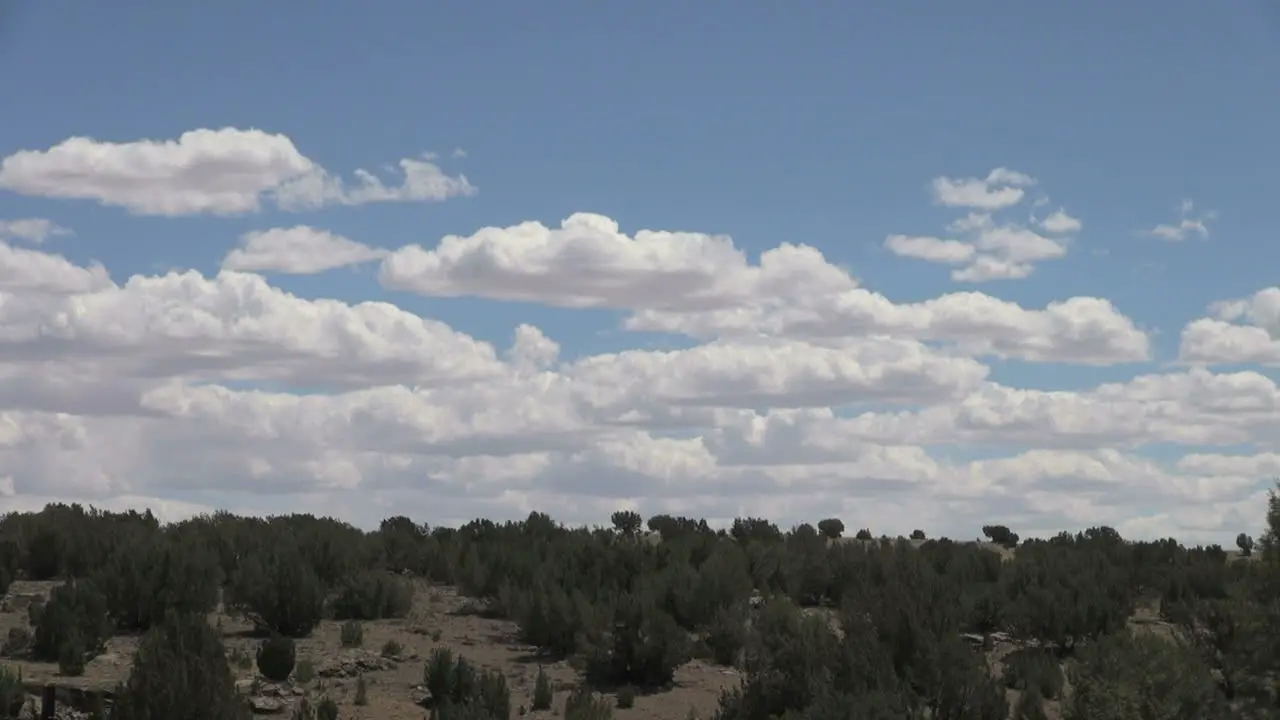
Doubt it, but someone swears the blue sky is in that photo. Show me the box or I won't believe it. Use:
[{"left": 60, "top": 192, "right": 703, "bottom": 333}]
[{"left": 0, "top": 1, "right": 1278, "bottom": 541}]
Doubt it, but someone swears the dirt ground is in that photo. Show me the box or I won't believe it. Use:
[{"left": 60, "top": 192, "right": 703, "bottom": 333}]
[{"left": 0, "top": 579, "right": 739, "bottom": 719}]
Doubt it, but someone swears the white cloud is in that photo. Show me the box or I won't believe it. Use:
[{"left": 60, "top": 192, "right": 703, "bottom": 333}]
[
  {"left": 0, "top": 218, "right": 72, "bottom": 244},
  {"left": 1038, "top": 208, "right": 1082, "bottom": 234},
  {"left": 884, "top": 235, "right": 976, "bottom": 265},
  {"left": 931, "top": 167, "right": 1036, "bottom": 211},
  {"left": 1146, "top": 198, "right": 1215, "bottom": 241},
  {"left": 1, "top": 184, "right": 1276, "bottom": 544},
  {"left": 222, "top": 226, "right": 388, "bottom": 275},
  {"left": 891, "top": 173, "right": 1074, "bottom": 282},
  {"left": 1179, "top": 287, "right": 1280, "bottom": 365},
  {"left": 381, "top": 212, "right": 856, "bottom": 310},
  {"left": 0, "top": 128, "right": 475, "bottom": 216}
]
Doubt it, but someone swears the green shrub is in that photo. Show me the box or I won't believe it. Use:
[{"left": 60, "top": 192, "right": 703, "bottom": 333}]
[
  {"left": 564, "top": 686, "right": 613, "bottom": 720},
  {"left": 381, "top": 638, "right": 403, "bottom": 657},
  {"left": 1001, "top": 647, "right": 1063, "bottom": 699},
  {"left": 0, "top": 664, "right": 24, "bottom": 718},
  {"left": 26, "top": 599, "right": 43, "bottom": 628},
  {"left": 32, "top": 578, "right": 111, "bottom": 664},
  {"left": 532, "top": 666, "right": 553, "bottom": 711},
  {"left": 2, "top": 627, "right": 30, "bottom": 657},
  {"left": 422, "top": 648, "right": 509, "bottom": 719},
  {"left": 330, "top": 572, "right": 413, "bottom": 620},
  {"left": 317, "top": 697, "right": 339, "bottom": 720},
  {"left": 57, "top": 629, "right": 86, "bottom": 676},
  {"left": 354, "top": 675, "right": 368, "bottom": 706},
  {"left": 295, "top": 657, "right": 316, "bottom": 683},
  {"left": 705, "top": 606, "right": 746, "bottom": 666},
  {"left": 616, "top": 685, "right": 636, "bottom": 709},
  {"left": 226, "top": 535, "right": 324, "bottom": 638},
  {"left": 110, "top": 611, "right": 251, "bottom": 720},
  {"left": 256, "top": 635, "right": 297, "bottom": 682},
  {"left": 94, "top": 528, "right": 221, "bottom": 632},
  {"left": 339, "top": 619, "right": 363, "bottom": 648}
]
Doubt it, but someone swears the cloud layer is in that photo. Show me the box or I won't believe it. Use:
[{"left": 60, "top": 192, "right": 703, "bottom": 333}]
[
  {"left": 0, "top": 128, "right": 475, "bottom": 216},
  {"left": 0, "top": 138, "right": 1270, "bottom": 541}
]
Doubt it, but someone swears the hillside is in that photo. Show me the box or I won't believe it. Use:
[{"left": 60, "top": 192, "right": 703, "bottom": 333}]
[{"left": 1, "top": 501, "right": 1279, "bottom": 719}]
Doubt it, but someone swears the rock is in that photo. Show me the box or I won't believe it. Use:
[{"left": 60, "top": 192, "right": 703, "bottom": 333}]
[
  {"left": 250, "top": 696, "right": 286, "bottom": 714},
  {"left": 317, "top": 650, "right": 397, "bottom": 678}
]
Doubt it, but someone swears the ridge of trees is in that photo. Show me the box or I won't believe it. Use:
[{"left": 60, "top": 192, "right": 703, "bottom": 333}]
[{"left": 1, "top": 488, "right": 1280, "bottom": 718}]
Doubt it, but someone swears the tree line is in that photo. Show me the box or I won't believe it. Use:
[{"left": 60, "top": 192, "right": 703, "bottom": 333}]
[{"left": 2, "top": 488, "right": 1280, "bottom": 718}]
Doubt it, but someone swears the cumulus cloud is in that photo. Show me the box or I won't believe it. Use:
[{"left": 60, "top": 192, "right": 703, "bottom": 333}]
[
  {"left": 931, "top": 167, "right": 1036, "bottom": 211},
  {"left": 222, "top": 226, "right": 388, "bottom": 275},
  {"left": 888, "top": 171, "right": 1073, "bottom": 282},
  {"left": 1179, "top": 287, "right": 1280, "bottom": 365},
  {"left": 1038, "top": 208, "right": 1082, "bottom": 234},
  {"left": 380, "top": 212, "right": 856, "bottom": 310},
  {"left": 0, "top": 173, "right": 1275, "bottom": 543},
  {"left": 1146, "top": 198, "right": 1215, "bottom": 241},
  {"left": 0, "top": 218, "right": 72, "bottom": 244},
  {"left": 0, "top": 128, "right": 475, "bottom": 216}
]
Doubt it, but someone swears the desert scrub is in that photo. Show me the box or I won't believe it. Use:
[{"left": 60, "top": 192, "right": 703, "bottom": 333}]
[
  {"left": 256, "top": 634, "right": 296, "bottom": 682},
  {"left": 532, "top": 666, "right": 553, "bottom": 711},
  {"left": 339, "top": 619, "right": 363, "bottom": 648},
  {"left": 294, "top": 657, "right": 316, "bottom": 683},
  {"left": 616, "top": 685, "right": 636, "bottom": 709}
]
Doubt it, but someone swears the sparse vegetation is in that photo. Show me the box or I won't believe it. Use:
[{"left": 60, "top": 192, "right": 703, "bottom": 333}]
[
  {"left": 2, "top": 491, "right": 1280, "bottom": 717},
  {"left": 257, "top": 634, "right": 297, "bottom": 682},
  {"left": 532, "top": 666, "right": 554, "bottom": 711},
  {"left": 339, "top": 619, "right": 363, "bottom": 648}
]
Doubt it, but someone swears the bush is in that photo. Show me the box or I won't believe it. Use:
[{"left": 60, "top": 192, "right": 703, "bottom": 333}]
[
  {"left": 329, "top": 572, "right": 413, "bottom": 621},
  {"left": 32, "top": 578, "right": 111, "bottom": 664},
  {"left": 1012, "top": 685, "right": 1048, "bottom": 720},
  {"left": 354, "top": 674, "right": 368, "bottom": 706},
  {"left": 57, "top": 629, "right": 86, "bottom": 676},
  {"left": 340, "top": 619, "right": 363, "bottom": 648},
  {"left": 854, "top": 528, "right": 873, "bottom": 541},
  {"left": 616, "top": 685, "right": 636, "bottom": 709},
  {"left": 423, "top": 648, "right": 510, "bottom": 719},
  {"left": 226, "top": 534, "right": 324, "bottom": 638},
  {"left": 0, "top": 664, "right": 24, "bottom": 718},
  {"left": 582, "top": 594, "right": 690, "bottom": 688},
  {"left": 291, "top": 697, "right": 341, "bottom": 720},
  {"left": 295, "top": 657, "right": 316, "bottom": 683},
  {"left": 1001, "top": 647, "right": 1063, "bottom": 699},
  {"left": 705, "top": 605, "right": 746, "bottom": 666},
  {"left": 257, "top": 635, "right": 297, "bottom": 683},
  {"left": 532, "top": 666, "right": 553, "bottom": 711},
  {"left": 910, "top": 529, "right": 926, "bottom": 540},
  {"left": 381, "top": 639, "right": 403, "bottom": 658},
  {"left": 94, "top": 527, "right": 221, "bottom": 632},
  {"left": 2, "top": 627, "right": 30, "bottom": 657},
  {"left": 110, "top": 612, "right": 251, "bottom": 720},
  {"left": 1065, "top": 631, "right": 1223, "bottom": 720},
  {"left": 565, "top": 686, "right": 613, "bottom": 720}
]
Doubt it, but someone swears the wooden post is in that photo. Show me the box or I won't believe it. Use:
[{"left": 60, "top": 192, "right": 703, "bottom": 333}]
[{"left": 40, "top": 685, "right": 54, "bottom": 720}]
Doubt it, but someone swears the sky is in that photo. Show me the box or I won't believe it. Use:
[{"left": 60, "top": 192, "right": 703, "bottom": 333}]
[{"left": 0, "top": 1, "right": 1279, "bottom": 543}]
